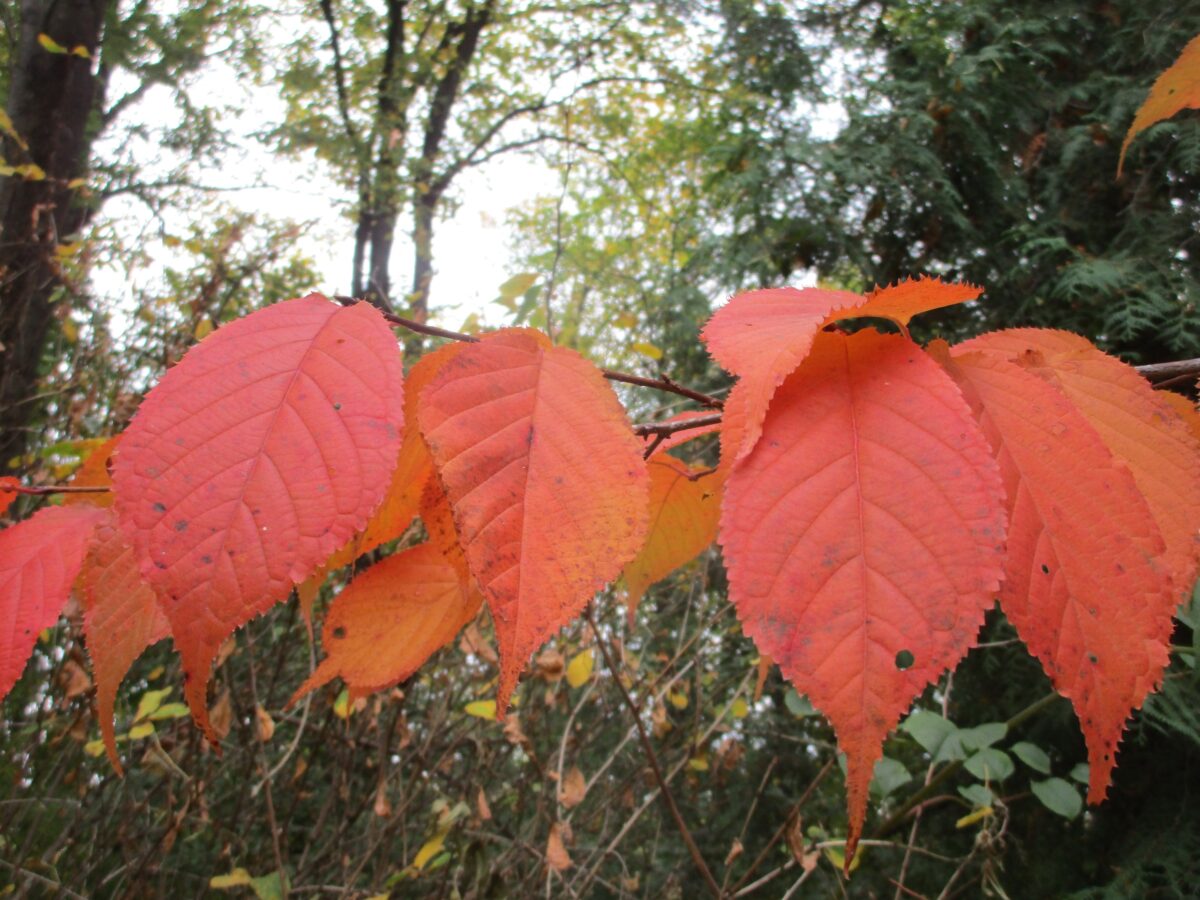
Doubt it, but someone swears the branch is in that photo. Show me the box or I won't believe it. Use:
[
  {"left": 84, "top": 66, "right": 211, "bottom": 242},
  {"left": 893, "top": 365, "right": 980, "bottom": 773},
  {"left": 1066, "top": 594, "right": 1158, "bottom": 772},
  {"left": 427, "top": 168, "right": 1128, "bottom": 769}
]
[
  {"left": 318, "top": 0, "right": 365, "bottom": 150},
  {"left": 583, "top": 607, "right": 722, "bottom": 898},
  {"left": 2, "top": 484, "right": 111, "bottom": 497},
  {"left": 1135, "top": 357, "right": 1200, "bottom": 383},
  {"left": 332, "top": 296, "right": 726, "bottom": 409}
]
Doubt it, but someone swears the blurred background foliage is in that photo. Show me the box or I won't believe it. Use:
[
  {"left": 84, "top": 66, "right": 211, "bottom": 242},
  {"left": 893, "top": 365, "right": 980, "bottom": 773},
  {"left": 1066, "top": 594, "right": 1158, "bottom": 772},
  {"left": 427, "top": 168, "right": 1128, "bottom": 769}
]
[{"left": 2, "top": 0, "right": 1200, "bottom": 896}]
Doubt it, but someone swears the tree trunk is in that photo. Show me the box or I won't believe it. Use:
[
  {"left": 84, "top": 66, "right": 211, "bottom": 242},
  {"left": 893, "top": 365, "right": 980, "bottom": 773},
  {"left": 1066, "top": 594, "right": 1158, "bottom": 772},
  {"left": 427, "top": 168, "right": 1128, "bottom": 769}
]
[{"left": 0, "top": 0, "right": 110, "bottom": 472}]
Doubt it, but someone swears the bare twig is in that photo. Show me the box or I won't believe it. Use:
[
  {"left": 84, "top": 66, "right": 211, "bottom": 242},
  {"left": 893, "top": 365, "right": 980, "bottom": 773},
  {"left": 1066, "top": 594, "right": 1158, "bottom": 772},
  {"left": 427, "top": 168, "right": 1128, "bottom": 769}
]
[{"left": 584, "top": 606, "right": 722, "bottom": 898}]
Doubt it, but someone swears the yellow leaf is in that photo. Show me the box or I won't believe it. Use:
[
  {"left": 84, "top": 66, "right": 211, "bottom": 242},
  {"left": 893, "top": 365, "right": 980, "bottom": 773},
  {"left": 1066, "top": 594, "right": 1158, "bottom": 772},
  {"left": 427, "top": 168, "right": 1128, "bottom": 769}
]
[
  {"left": 632, "top": 341, "right": 663, "bottom": 360},
  {"left": 134, "top": 687, "right": 172, "bottom": 721},
  {"left": 333, "top": 687, "right": 352, "bottom": 719},
  {"left": 193, "top": 318, "right": 214, "bottom": 341},
  {"left": 498, "top": 272, "right": 538, "bottom": 300},
  {"left": 37, "top": 33, "right": 68, "bottom": 54},
  {"left": 465, "top": 699, "right": 497, "bottom": 719},
  {"left": 411, "top": 829, "right": 448, "bottom": 871},
  {"left": 147, "top": 665, "right": 165, "bottom": 680},
  {"left": 731, "top": 697, "right": 749, "bottom": 719},
  {"left": 565, "top": 648, "right": 594, "bottom": 688},
  {"left": 128, "top": 722, "right": 155, "bottom": 740},
  {"left": 668, "top": 690, "right": 688, "bottom": 710},
  {"left": 71, "top": 44, "right": 91, "bottom": 59},
  {"left": 84, "top": 739, "right": 106, "bottom": 757},
  {"left": 822, "top": 843, "right": 862, "bottom": 873},
  {"left": 148, "top": 702, "right": 190, "bottom": 721},
  {"left": 61, "top": 319, "right": 78, "bottom": 344},
  {"left": 210, "top": 869, "right": 253, "bottom": 889},
  {"left": 687, "top": 753, "right": 709, "bottom": 771},
  {"left": 0, "top": 109, "right": 27, "bottom": 149},
  {"left": 955, "top": 806, "right": 994, "bottom": 829}
]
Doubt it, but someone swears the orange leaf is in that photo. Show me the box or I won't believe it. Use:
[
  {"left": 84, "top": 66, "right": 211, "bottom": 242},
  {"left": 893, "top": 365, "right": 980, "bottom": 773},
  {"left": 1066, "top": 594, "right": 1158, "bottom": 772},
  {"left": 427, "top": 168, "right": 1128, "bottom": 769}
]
[
  {"left": 720, "top": 330, "right": 1006, "bottom": 866},
  {"left": 622, "top": 455, "right": 723, "bottom": 625},
  {"left": 63, "top": 436, "right": 119, "bottom": 508},
  {"left": 419, "top": 328, "right": 649, "bottom": 714},
  {"left": 349, "top": 342, "right": 467, "bottom": 561},
  {"left": 958, "top": 330, "right": 1200, "bottom": 594},
  {"left": 1119, "top": 33, "right": 1200, "bottom": 176},
  {"left": 1159, "top": 390, "right": 1200, "bottom": 444},
  {"left": 1, "top": 476, "right": 20, "bottom": 516},
  {"left": 702, "top": 287, "right": 860, "bottom": 463},
  {"left": 833, "top": 276, "right": 982, "bottom": 330},
  {"left": 0, "top": 504, "right": 108, "bottom": 701},
  {"left": 80, "top": 509, "right": 171, "bottom": 773},
  {"left": 938, "top": 348, "right": 1175, "bottom": 803},
  {"left": 289, "top": 542, "right": 482, "bottom": 705},
  {"left": 112, "top": 295, "right": 405, "bottom": 742}
]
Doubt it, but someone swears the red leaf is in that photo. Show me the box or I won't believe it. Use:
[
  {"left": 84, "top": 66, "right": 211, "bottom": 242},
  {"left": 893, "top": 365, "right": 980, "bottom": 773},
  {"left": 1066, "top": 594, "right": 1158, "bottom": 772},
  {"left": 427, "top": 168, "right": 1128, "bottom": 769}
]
[
  {"left": 0, "top": 477, "right": 18, "bottom": 516},
  {"left": 289, "top": 542, "right": 482, "bottom": 705},
  {"left": 622, "top": 456, "right": 723, "bottom": 625},
  {"left": 80, "top": 508, "right": 171, "bottom": 773},
  {"left": 702, "top": 287, "right": 860, "bottom": 463},
  {"left": 112, "top": 295, "right": 405, "bottom": 741},
  {"left": 720, "top": 330, "right": 1006, "bottom": 864},
  {"left": 0, "top": 504, "right": 108, "bottom": 701},
  {"left": 703, "top": 279, "right": 981, "bottom": 466},
  {"left": 419, "top": 328, "right": 649, "bottom": 713},
  {"left": 938, "top": 347, "right": 1175, "bottom": 802},
  {"left": 959, "top": 330, "right": 1200, "bottom": 594},
  {"left": 1119, "top": 33, "right": 1200, "bottom": 176}
]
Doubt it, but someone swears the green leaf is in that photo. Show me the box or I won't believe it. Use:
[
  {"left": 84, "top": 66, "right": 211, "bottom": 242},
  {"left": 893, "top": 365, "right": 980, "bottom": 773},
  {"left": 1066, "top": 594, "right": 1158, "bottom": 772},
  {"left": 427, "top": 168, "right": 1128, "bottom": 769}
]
[
  {"left": 1031, "top": 777, "right": 1083, "bottom": 820},
  {"left": 900, "top": 710, "right": 956, "bottom": 755},
  {"left": 869, "top": 757, "right": 911, "bottom": 798},
  {"left": 783, "top": 688, "right": 816, "bottom": 718},
  {"left": 632, "top": 341, "right": 663, "bottom": 360},
  {"left": 959, "top": 722, "right": 1007, "bottom": 751},
  {"left": 958, "top": 783, "right": 994, "bottom": 808},
  {"left": 1011, "top": 741, "right": 1052, "bottom": 774},
  {"left": 498, "top": 273, "right": 538, "bottom": 301},
  {"left": 1068, "top": 762, "right": 1090, "bottom": 785},
  {"left": 964, "top": 748, "right": 1014, "bottom": 782}
]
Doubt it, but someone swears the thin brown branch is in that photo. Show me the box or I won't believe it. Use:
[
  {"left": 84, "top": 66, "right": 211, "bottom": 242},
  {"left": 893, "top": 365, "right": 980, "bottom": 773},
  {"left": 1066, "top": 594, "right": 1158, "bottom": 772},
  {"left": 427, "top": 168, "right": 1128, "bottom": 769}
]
[
  {"left": 1136, "top": 357, "right": 1200, "bottom": 383},
  {"left": 2, "top": 484, "right": 111, "bottom": 496},
  {"left": 583, "top": 607, "right": 722, "bottom": 898}
]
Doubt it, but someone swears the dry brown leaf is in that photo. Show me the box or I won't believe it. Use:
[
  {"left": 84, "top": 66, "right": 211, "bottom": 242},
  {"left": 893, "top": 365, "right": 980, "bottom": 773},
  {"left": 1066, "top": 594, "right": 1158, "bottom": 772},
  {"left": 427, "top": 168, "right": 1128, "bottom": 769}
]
[
  {"left": 60, "top": 658, "right": 92, "bottom": 699},
  {"left": 559, "top": 765, "right": 587, "bottom": 809},
  {"left": 373, "top": 779, "right": 392, "bottom": 818},
  {"left": 546, "top": 822, "right": 572, "bottom": 871},
  {"left": 208, "top": 688, "right": 232, "bottom": 741},
  {"left": 254, "top": 704, "right": 275, "bottom": 742},
  {"left": 536, "top": 648, "right": 565, "bottom": 680},
  {"left": 477, "top": 787, "right": 492, "bottom": 821},
  {"left": 459, "top": 621, "right": 498, "bottom": 665},
  {"left": 725, "top": 838, "right": 744, "bottom": 867}
]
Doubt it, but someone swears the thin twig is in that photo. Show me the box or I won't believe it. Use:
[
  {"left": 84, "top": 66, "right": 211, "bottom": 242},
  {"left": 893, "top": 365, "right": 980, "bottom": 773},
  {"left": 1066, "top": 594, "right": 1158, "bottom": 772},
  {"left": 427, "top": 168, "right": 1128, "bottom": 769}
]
[
  {"left": 583, "top": 606, "right": 722, "bottom": 898},
  {"left": 2, "top": 484, "right": 111, "bottom": 496}
]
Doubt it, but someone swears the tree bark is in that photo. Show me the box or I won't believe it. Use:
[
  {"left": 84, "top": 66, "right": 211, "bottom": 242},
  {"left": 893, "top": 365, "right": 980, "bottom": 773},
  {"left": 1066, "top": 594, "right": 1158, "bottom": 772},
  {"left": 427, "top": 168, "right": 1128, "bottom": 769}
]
[{"left": 0, "top": 0, "right": 110, "bottom": 472}]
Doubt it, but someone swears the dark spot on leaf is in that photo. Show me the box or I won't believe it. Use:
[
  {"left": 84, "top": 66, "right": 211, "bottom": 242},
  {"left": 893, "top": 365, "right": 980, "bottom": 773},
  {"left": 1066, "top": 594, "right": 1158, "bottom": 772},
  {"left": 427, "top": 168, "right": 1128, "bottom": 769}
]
[
  {"left": 895, "top": 649, "right": 914, "bottom": 670},
  {"left": 200, "top": 555, "right": 213, "bottom": 565},
  {"left": 152, "top": 502, "right": 166, "bottom": 513},
  {"left": 154, "top": 561, "right": 167, "bottom": 570},
  {"left": 334, "top": 402, "right": 341, "bottom": 410},
  {"left": 1041, "top": 564, "right": 1050, "bottom": 574},
  {"left": 332, "top": 627, "right": 346, "bottom": 639},
  {"left": 1088, "top": 653, "right": 1098, "bottom": 664},
  {"left": 174, "top": 520, "right": 188, "bottom": 532}
]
